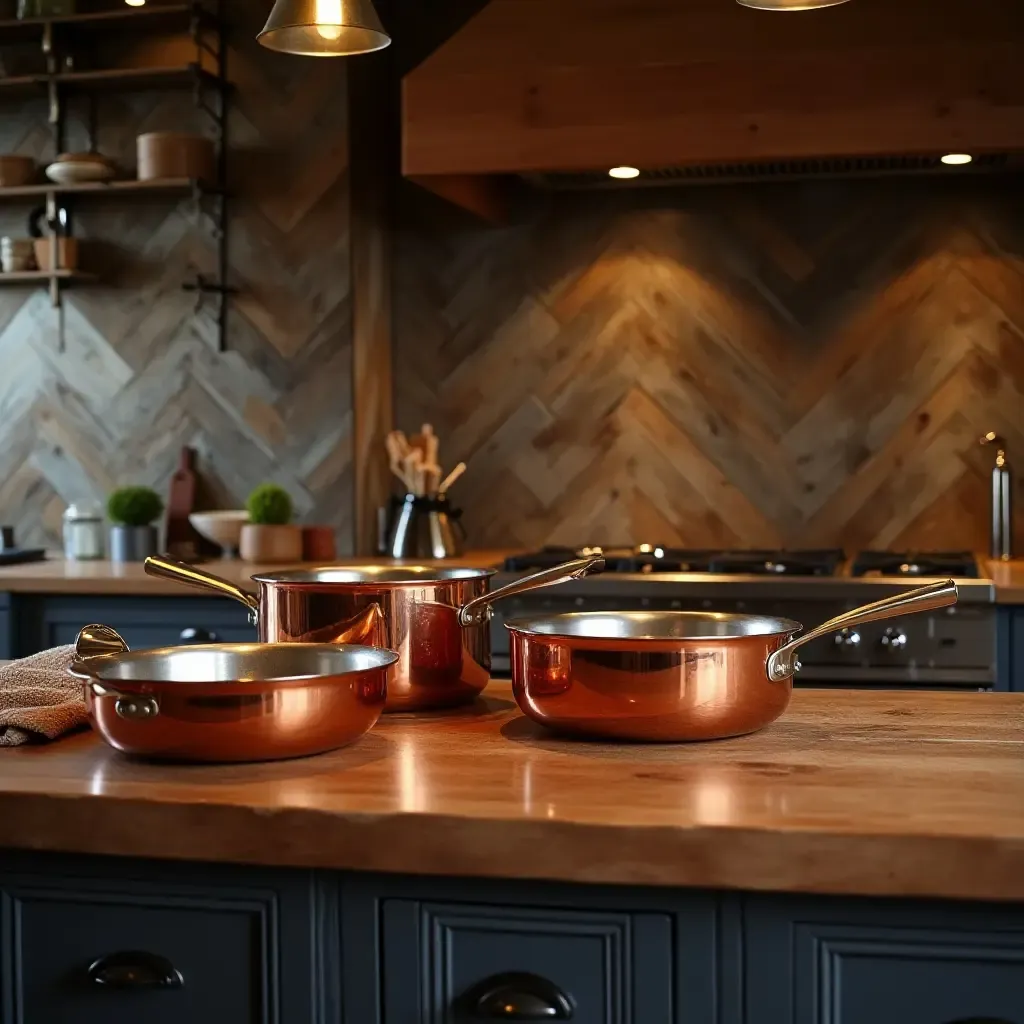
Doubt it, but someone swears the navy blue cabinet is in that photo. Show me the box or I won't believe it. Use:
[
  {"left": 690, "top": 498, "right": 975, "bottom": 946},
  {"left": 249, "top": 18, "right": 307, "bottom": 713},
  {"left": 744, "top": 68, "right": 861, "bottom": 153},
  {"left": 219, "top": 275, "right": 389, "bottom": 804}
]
[
  {"left": 4, "top": 855, "right": 1024, "bottom": 1024},
  {"left": 745, "top": 895, "right": 1024, "bottom": 1024},
  {"left": 381, "top": 900, "right": 672, "bottom": 1022},
  {"left": 0, "top": 854, "right": 328, "bottom": 1024},
  {"left": 6, "top": 595, "right": 255, "bottom": 656},
  {"left": 0, "top": 593, "right": 9, "bottom": 660},
  {"left": 1007, "top": 608, "right": 1024, "bottom": 693},
  {"left": 340, "top": 876, "right": 722, "bottom": 1024}
]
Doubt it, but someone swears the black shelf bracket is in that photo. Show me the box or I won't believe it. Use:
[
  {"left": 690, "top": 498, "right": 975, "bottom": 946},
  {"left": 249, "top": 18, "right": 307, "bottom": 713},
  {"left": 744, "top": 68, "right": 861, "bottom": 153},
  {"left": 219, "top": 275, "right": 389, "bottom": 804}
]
[{"left": 182, "top": 275, "right": 238, "bottom": 351}]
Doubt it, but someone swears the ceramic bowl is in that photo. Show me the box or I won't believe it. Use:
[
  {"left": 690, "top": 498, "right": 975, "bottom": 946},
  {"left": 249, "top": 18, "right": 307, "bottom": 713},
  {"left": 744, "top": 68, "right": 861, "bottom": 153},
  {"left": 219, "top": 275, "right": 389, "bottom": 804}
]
[
  {"left": 189, "top": 510, "right": 249, "bottom": 557},
  {"left": 45, "top": 154, "right": 116, "bottom": 185}
]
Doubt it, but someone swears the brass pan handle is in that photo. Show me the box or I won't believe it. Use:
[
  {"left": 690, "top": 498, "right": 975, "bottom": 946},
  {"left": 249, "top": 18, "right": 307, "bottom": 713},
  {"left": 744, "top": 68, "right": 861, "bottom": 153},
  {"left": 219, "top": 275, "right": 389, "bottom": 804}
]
[
  {"left": 145, "top": 555, "right": 260, "bottom": 621},
  {"left": 68, "top": 624, "right": 161, "bottom": 721},
  {"left": 458, "top": 557, "right": 605, "bottom": 627},
  {"left": 766, "top": 579, "right": 958, "bottom": 682}
]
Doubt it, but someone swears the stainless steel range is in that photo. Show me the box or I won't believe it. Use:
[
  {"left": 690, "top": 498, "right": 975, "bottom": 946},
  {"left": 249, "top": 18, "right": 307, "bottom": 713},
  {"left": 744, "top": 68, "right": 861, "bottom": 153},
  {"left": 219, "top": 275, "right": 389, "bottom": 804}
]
[{"left": 489, "top": 546, "right": 997, "bottom": 688}]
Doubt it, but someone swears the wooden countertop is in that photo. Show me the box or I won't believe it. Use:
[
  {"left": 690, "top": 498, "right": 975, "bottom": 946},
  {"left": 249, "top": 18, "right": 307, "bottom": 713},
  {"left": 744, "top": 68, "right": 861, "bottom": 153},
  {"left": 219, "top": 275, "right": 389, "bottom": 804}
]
[
  {"left": 0, "top": 551, "right": 516, "bottom": 596},
  {"left": 1, "top": 686, "right": 1023, "bottom": 902},
  {"left": 2, "top": 553, "right": 1023, "bottom": 602},
  {"left": 985, "top": 558, "right": 1024, "bottom": 603}
]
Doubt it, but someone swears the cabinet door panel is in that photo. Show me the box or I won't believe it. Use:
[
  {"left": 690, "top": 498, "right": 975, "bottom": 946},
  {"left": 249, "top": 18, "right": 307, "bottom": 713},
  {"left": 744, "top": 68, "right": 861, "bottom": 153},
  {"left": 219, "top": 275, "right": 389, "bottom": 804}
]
[
  {"left": 0, "top": 854, "right": 322, "bottom": 1024},
  {"left": 745, "top": 895, "right": 1024, "bottom": 1024},
  {"left": 381, "top": 899, "right": 673, "bottom": 1024},
  {"left": 14, "top": 890, "right": 262, "bottom": 1024}
]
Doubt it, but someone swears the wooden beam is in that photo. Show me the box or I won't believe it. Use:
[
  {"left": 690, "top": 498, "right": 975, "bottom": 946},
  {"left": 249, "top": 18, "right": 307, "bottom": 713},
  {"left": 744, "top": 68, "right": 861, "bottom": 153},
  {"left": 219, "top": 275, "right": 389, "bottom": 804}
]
[
  {"left": 406, "top": 173, "right": 515, "bottom": 223},
  {"left": 403, "top": 0, "right": 1024, "bottom": 178}
]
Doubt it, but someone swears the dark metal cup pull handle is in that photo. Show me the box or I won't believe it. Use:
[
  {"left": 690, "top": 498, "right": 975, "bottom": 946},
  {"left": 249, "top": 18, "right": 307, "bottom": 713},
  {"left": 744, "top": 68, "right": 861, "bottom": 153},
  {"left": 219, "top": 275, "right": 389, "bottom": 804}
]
[
  {"left": 459, "top": 971, "right": 574, "bottom": 1020},
  {"left": 180, "top": 627, "right": 220, "bottom": 643},
  {"left": 88, "top": 950, "right": 184, "bottom": 990}
]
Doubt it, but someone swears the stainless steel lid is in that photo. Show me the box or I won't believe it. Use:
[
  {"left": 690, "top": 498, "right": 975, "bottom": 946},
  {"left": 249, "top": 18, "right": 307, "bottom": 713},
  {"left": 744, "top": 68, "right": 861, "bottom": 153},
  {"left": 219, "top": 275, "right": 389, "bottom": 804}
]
[
  {"left": 251, "top": 565, "right": 496, "bottom": 585},
  {"left": 505, "top": 610, "right": 803, "bottom": 641},
  {"left": 70, "top": 640, "right": 398, "bottom": 684}
]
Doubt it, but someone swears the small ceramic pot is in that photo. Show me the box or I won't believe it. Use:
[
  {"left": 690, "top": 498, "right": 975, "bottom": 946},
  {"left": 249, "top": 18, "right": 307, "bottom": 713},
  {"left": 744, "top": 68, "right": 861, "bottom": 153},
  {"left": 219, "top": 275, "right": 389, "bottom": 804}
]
[
  {"left": 109, "top": 525, "right": 158, "bottom": 562},
  {"left": 33, "top": 237, "right": 78, "bottom": 271},
  {"left": 302, "top": 525, "right": 337, "bottom": 561},
  {"left": 239, "top": 523, "right": 303, "bottom": 563}
]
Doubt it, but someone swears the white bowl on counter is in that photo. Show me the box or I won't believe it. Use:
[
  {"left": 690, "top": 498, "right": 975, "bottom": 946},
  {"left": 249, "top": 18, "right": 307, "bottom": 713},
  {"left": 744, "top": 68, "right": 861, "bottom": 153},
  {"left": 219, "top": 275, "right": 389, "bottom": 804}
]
[{"left": 189, "top": 510, "right": 249, "bottom": 558}]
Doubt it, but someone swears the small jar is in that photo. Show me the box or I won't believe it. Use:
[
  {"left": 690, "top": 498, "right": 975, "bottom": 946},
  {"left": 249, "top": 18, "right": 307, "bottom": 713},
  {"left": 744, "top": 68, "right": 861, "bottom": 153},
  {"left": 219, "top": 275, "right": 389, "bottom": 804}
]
[{"left": 63, "top": 503, "right": 104, "bottom": 561}]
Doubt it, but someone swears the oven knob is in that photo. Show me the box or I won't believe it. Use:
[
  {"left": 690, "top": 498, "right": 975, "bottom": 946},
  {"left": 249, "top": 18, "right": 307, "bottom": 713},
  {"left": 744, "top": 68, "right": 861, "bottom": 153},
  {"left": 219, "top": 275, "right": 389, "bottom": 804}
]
[
  {"left": 881, "top": 628, "right": 907, "bottom": 650},
  {"left": 834, "top": 628, "right": 861, "bottom": 647}
]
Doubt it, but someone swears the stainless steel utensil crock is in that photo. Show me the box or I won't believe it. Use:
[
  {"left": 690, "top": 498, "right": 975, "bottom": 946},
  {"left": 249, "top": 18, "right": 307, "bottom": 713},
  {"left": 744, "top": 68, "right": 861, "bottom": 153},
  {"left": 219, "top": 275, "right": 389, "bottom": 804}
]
[
  {"left": 69, "top": 623, "right": 397, "bottom": 762},
  {"left": 144, "top": 555, "right": 603, "bottom": 712},
  {"left": 506, "top": 580, "right": 957, "bottom": 742}
]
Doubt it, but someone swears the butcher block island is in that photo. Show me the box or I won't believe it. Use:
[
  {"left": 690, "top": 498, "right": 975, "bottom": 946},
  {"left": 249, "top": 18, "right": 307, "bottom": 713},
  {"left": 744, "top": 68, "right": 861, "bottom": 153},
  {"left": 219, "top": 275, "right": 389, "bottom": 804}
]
[{"left": 2, "top": 684, "right": 1024, "bottom": 1024}]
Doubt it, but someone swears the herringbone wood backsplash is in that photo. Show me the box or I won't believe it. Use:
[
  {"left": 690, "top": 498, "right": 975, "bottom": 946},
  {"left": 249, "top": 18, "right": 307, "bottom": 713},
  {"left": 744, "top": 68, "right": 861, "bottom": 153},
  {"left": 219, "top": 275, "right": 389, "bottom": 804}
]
[
  {"left": 395, "top": 176, "right": 1024, "bottom": 554},
  {"left": 0, "top": 1, "right": 352, "bottom": 551}
]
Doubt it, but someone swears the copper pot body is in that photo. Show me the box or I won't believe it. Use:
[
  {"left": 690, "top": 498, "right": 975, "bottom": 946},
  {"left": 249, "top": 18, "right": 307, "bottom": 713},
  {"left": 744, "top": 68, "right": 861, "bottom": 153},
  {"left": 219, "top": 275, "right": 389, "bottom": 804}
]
[
  {"left": 507, "top": 580, "right": 959, "bottom": 742},
  {"left": 143, "top": 556, "right": 603, "bottom": 713},
  {"left": 71, "top": 625, "right": 395, "bottom": 762},
  {"left": 256, "top": 576, "right": 494, "bottom": 711},
  {"left": 508, "top": 626, "right": 794, "bottom": 742}
]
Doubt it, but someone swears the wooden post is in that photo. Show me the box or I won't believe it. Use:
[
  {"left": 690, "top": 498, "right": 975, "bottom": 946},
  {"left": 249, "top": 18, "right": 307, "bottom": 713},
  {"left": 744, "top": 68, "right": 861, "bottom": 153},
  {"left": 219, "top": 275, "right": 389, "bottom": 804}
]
[{"left": 349, "top": 11, "right": 398, "bottom": 556}]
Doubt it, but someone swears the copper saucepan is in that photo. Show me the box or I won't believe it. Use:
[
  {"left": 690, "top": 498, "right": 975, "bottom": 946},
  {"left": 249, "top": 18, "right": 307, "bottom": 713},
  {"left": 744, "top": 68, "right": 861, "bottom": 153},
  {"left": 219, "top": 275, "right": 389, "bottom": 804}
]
[
  {"left": 69, "top": 623, "right": 397, "bottom": 762},
  {"left": 144, "top": 555, "right": 604, "bottom": 712},
  {"left": 506, "top": 579, "right": 958, "bottom": 742}
]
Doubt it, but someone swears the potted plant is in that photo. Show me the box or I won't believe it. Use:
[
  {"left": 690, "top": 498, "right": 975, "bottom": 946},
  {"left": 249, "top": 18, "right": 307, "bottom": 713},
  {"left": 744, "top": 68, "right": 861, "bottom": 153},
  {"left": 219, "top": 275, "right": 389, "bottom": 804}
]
[
  {"left": 107, "top": 486, "right": 164, "bottom": 562},
  {"left": 240, "top": 483, "right": 302, "bottom": 563}
]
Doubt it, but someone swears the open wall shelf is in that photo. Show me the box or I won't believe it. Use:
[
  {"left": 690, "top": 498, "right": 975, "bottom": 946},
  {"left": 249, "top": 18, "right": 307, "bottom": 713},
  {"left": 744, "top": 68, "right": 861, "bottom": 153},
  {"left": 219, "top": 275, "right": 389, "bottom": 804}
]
[
  {"left": 0, "top": 63, "right": 223, "bottom": 96},
  {"left": 0, "top": 177, "right": 219, "bottom": 200},
  {"left": 0, "top": 1, "right": 232, "bottom": 350},
  {"left": 0, "top": 3, "right": 214, "bottom": 40}
]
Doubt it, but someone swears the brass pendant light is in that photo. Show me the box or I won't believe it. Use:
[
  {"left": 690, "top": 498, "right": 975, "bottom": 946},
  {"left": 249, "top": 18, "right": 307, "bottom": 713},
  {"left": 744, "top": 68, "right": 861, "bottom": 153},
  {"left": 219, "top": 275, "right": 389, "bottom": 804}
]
[
  {"left": 736, "top": 0, "right": 851, "bottom": 8},
  {"left": 258, "top": 0, "right": 391, "bottom": 56}
]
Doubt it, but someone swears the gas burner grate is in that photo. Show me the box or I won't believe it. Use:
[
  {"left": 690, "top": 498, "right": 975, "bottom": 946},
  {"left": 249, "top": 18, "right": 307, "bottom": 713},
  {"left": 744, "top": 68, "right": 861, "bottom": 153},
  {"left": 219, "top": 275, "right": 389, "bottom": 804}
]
[
  {"left": 504, "top": 546, "right": 845, "bottom": 575},
  {"left": 706, "top": 550, "right": 845, "bottom": 577},
  {"left": 851, "top": 551, "right": 978, "bottom": 578}
]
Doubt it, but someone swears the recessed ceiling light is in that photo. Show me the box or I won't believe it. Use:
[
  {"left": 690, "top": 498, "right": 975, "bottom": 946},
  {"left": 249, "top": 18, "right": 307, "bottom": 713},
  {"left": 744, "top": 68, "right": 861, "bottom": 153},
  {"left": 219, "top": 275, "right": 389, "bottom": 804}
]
[
  {"left": 608, "top": 166, "right": 640, "bottom": 180},
  {"left": 124, "top": 0, "right": 145, "bottom": 6},
  {"left": 736, "top": 0, "right": 852, "bottom": 8},
  {"left": 941, "top": 153, "right": 973, "bottom": 166}
]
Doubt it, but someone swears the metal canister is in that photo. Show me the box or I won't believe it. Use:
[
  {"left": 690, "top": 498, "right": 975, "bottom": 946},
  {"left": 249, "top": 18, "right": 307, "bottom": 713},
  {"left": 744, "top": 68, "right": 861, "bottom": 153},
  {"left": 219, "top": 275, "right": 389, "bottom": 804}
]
[{"left": 63, "top": 502, "right": 104, "bottom": 561}]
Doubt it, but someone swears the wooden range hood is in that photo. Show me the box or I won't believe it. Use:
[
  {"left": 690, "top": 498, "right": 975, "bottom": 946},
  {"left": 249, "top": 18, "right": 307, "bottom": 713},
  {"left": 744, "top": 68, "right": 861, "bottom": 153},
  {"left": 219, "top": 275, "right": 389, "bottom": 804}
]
[{"left": 402, "top": 0, "right": 1024, "bottom": 218}]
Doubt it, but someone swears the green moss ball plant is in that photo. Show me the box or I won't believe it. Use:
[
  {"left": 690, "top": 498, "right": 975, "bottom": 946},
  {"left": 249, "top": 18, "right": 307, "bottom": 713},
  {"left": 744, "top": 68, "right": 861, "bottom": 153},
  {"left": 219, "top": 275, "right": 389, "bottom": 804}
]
[
  {"left": 240, "top": 484, "right": 301, "bottom": 563},
  {"left": 246, "top": 483, "right": 293, "bottom": 526},
  {"left": 107, "top": 486, "right": 164, "bottom": 527},
  {"left": 107, "top": 485, "right": 164, "bottom": 561}
]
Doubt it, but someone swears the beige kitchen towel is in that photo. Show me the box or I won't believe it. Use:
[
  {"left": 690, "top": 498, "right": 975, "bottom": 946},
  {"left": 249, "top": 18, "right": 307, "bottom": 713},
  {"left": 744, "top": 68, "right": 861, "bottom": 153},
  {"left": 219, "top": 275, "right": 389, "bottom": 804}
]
[{"left": 0, "top": 645, "right": 87, "bottom": 747}]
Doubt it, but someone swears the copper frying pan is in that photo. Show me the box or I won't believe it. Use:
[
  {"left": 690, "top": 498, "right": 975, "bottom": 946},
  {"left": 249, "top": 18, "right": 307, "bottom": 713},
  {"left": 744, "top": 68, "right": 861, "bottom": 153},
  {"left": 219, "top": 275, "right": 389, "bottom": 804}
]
[
  {"left": 506, "top": 580, "right": 958, "bottom": 741},
  {"left": 69, "top": 623, "right": 397, "bottom": 762}
]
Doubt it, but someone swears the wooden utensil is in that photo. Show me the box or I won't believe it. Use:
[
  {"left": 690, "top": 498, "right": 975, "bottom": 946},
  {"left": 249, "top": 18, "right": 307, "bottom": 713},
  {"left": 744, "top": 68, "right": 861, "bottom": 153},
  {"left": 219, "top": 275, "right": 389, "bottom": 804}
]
[
  {"left": 403, "top": 448, "right": 424, "bottom": 496},
  {"left": 438, "top": 462, "right": 466, "bottom": 495},
  {"left": 386, "top": 432, "right": 411, "bottom": 490}
]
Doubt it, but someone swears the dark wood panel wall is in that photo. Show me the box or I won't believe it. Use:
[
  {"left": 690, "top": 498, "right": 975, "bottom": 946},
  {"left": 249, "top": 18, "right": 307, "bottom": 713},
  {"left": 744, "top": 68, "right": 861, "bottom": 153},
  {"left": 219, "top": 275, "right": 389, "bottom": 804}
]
[
  {"left": 0, "top": 1, "right": 353, "bottom": 551},
  {"left": 393, "top": 175, "right": 1024, "bottom": 553}
]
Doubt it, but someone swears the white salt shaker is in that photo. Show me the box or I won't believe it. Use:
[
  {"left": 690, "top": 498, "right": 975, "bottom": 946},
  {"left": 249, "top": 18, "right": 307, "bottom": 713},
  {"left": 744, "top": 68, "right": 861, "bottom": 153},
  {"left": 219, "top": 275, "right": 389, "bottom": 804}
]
[{"left": 63, "top": 503, "right": 104, "bottom": 561}]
